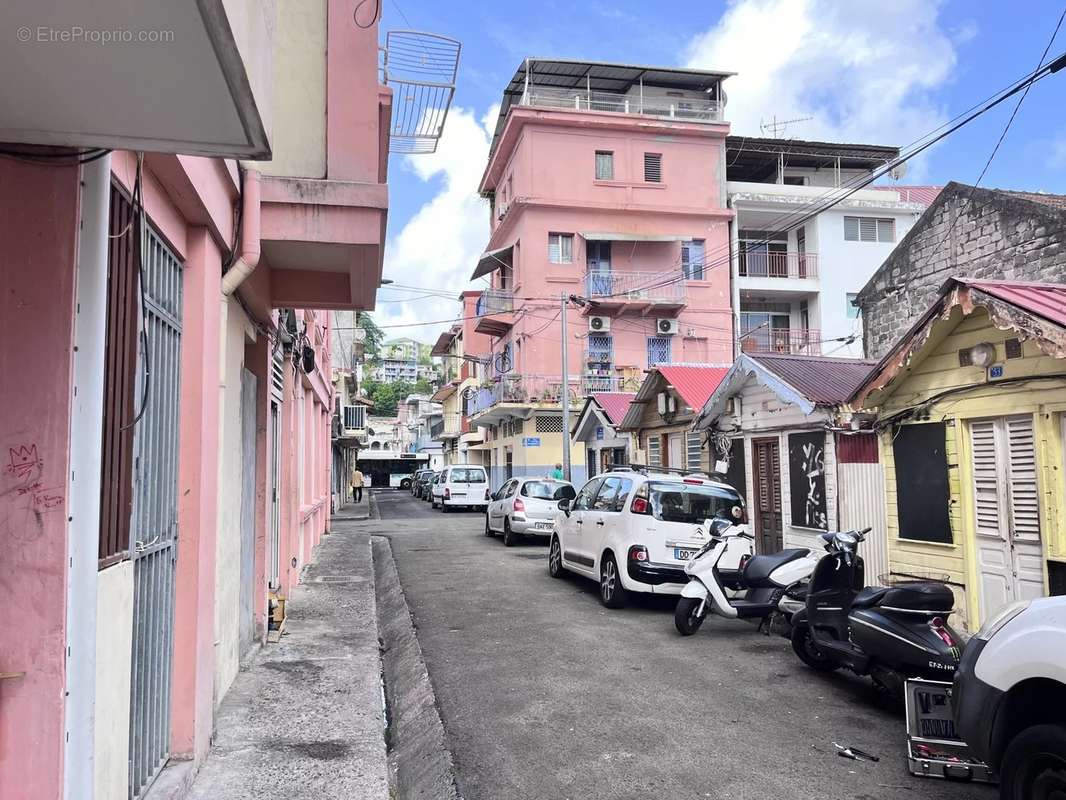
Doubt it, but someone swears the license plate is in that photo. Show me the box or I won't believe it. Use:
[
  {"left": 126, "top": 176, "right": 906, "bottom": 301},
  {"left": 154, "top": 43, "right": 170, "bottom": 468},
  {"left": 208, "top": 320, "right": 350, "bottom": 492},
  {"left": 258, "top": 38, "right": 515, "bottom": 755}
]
[
  {"left": 674, "top": 548, "right": 699, "bottom": 560},
  {"left": 534, "top": 522, "right": 553, "bottom": 531}
]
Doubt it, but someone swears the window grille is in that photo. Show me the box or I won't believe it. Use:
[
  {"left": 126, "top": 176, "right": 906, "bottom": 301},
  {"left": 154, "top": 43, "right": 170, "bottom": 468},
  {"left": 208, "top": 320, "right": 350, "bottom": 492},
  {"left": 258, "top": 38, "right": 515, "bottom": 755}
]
[
  {"left": 595, "top": 151, "right": 614, "bottom": 180},
  {"left": 548, "top": 233, "right": 574, "bottom": 263},
  {"left": 644, "top": 152, "right": 662, "bottom": 182},
  {"left": 687, "top": 433, "right": 703, "bottom": 470},
  {"left": 647, "top": 336, "right": 671, "bottom": 366},
  {"left": 343, "top": 405, "right": 366, "bottom": 430},
  {"left": 535, "top": 416, "right": 564, "bottom": 433}
]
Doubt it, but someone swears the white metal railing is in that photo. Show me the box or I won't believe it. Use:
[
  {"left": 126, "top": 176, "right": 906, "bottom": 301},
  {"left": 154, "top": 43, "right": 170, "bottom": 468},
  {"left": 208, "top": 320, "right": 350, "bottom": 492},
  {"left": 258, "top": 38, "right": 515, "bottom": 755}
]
[
  {"left": 584, "top": 270, "right": 687, "bottom": 304},
  {"left": 522, "top": 88, "right": 723, "bottom": 123},
  {"left": 476, "top": 289, "right": 514, "bottom": 316}
]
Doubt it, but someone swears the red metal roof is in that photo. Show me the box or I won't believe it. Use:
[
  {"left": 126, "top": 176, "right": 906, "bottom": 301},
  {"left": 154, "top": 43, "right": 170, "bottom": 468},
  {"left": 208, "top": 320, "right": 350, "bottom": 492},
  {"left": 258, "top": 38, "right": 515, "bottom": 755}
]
[
  {"left": 964, "top": 279, "right": 1066, "bottom": 328},
  {"left": 749, "top": 354, "right": 876, "bottom": 405},
  {"left": 872, "top": 185, "right": 942, "bottom": 207},
  {"left": 998, "top": 190, "right": 1066, "bottom": 212},
  {"left": 590, "top": 392, "right": 636, "bottom": 426},
  {"left": 655, "top": 366, "right": 730, "bottom": 411}
]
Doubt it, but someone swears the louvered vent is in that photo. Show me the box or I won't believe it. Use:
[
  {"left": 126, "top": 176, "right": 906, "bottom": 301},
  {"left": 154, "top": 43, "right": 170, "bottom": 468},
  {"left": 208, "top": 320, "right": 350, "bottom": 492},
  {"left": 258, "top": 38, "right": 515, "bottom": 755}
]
[
  {"left": 644, "top": 152, "right": 662, "bottom": 183},
  {"left": 535, "top": 416, "right": 563, "bottom": 433}
]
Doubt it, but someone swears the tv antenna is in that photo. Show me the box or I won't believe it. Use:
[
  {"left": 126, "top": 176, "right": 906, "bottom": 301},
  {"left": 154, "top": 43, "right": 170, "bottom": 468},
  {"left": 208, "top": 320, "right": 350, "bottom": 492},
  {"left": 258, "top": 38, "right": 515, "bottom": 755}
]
[{"left": 759, "top": 114, "right": 813, "bottom": 138}]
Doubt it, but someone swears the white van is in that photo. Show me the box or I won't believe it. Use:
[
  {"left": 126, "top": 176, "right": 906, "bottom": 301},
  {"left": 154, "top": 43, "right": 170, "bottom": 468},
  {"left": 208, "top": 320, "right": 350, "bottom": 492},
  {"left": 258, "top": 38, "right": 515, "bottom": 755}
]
[{"left": 431, "top": 465, "right": 489, "bottom": 512}]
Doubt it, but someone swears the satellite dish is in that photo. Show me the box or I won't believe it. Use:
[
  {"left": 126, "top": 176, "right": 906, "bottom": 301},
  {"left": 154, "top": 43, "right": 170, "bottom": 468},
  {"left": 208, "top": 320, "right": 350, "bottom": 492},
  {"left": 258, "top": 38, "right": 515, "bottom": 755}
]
[{"left": 889, "top": 162, "right": 908, "bottom": 181}]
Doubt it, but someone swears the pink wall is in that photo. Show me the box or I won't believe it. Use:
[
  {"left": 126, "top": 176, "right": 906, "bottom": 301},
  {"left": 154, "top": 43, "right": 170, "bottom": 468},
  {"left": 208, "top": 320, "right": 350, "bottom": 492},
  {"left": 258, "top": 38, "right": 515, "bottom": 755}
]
[{"left": 0, "top": 160, "right": 80, "bottom": 800}]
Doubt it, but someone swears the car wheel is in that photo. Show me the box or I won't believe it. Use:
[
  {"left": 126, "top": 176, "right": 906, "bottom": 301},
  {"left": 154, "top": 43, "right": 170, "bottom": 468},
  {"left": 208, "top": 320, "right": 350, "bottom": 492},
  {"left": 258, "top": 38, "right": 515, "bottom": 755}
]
[
  {"left": 790, "top": 621, "right": 840, "bottom": 672},
  {"left": 442, "top": 502, "right": 450, "bottom": 513},
  {"left": 431, "top": 497, "right": 438, "bottom": 509},
  {"left": 599, "top": 553, "right": 628, "bottom": 609},
  {"left": 674, "top": 597, "right": 707, "bottom": 636},
  {"left": 400, "top": 478, "right": 412, "bottom": 490},
  {"left": 1000, "top": 724, "right": 1066, "bottom": 800},
  {"left": 548, "top": 536, "right": 565, "bottom": 578},
  {"left": 503, "top": 519, "right": 517, "bottom": 547},
  {"left": 484, "top": 514, "right": 494, "bottom": 536}
]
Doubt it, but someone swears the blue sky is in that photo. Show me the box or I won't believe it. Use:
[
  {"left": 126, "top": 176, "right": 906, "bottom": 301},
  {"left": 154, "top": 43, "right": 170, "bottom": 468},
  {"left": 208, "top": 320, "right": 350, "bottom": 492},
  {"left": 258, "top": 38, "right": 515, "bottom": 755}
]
[{"left": 371, "top": 0, "right": 1066, "bottom": 341}]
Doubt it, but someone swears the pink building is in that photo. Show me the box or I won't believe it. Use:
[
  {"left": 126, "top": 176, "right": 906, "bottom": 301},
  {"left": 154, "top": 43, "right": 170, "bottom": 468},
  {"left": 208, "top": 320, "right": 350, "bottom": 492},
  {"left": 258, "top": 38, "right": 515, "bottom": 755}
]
[
  {"left": 466, "top": 59, "right": 735, "bottom": 486},
  {"left": 0, "top": 3, "right": 449, "bottom": 798}
]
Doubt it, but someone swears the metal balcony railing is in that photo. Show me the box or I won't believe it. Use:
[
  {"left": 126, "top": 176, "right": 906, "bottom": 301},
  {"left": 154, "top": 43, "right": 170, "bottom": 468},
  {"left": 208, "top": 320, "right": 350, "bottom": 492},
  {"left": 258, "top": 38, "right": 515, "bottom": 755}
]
[
  {"left": 584, "top": 270, "right": 687, "bottom": 304},
  {"left": 740, "top": 328, "right": 822, "bottom": 356},
  {"left": 467, "top": 373, "right": 642, "bottom": 416},
  {"left": 738, "top": 250, "right": 818, "bottom": 279},
  {"left": 522, "top": 88, "right": 723, "bottom": 123},
  {"left": 381, "top": 31, "right": 461, "bottom": 154},
  {"left": 475, "top": 289, "right": 514, "bottom": 316}
]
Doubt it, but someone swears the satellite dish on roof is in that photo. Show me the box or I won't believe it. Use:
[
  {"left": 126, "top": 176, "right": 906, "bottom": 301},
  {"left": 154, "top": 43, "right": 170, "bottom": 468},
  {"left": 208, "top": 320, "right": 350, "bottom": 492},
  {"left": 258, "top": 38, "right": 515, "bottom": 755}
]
[{"left": 889, "top": 162, "right": 908, "bottom": 181}]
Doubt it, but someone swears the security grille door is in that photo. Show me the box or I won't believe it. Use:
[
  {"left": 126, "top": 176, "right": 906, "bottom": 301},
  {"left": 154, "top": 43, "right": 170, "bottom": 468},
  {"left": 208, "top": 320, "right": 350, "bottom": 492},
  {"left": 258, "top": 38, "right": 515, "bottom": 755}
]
[
  {"left": 753, "top": 439, "right": 783, "bottom": 554},
  {"left": 969, "top": 415, "right": 1045, "bottom": 625},
  {"left": 128, "top": 221, "right": 183, "bottom": 799}
]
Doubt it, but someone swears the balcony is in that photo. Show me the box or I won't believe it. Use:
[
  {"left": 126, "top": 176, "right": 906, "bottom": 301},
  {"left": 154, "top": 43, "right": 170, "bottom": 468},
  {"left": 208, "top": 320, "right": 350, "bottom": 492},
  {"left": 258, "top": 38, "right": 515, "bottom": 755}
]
[
  {"left": 522, "top": 88, "right": 723, "bottom": 123},
  {"left": 740, "top": 328, "right": 822, "bottom": 356},
  {"left": 583, "top": 270, "right": 687, "bottom": 313},
  {"left": 738, "top": 251, "right": 818, "bottom": 280},
  {"left": 475, "top": 289, "right": 515, "bottom": 337},
  {"left": 468, "top": 373, "right": 644, "bottom": 424}
]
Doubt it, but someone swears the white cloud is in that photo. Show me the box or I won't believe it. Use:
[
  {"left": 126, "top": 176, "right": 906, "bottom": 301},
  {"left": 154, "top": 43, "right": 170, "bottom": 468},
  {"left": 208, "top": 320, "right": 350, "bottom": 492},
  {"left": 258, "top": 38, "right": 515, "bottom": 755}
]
[
  {"left": 684, "top": 0, "right": 960, "bottom": 160},
  {"left": 375, "top": 105, "right": 498, "bottom": 342}
]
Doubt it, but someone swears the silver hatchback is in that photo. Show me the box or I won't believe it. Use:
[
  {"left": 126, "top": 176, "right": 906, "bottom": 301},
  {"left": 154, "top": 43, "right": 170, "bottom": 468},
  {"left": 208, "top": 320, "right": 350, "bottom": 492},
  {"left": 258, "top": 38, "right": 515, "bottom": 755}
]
[{"left": 485, "top": 477, "right": 577, "bottom": 546}]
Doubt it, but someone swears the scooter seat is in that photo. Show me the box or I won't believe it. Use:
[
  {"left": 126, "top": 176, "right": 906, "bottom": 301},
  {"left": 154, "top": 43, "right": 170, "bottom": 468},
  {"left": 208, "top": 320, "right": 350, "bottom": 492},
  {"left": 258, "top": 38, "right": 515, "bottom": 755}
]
[
  {"left": 742, "top": 549, "right": 807, "bottom": 587},
  {"left": 852, "top": 582, "right": 954, "bottom": 611}
]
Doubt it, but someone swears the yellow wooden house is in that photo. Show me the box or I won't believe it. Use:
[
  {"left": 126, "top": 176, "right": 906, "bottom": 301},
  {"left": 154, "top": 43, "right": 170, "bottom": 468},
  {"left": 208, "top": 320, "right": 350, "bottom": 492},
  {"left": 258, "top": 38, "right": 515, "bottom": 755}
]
[{"left": 852, "top": 278, "right": 1066, "bottom": 632}]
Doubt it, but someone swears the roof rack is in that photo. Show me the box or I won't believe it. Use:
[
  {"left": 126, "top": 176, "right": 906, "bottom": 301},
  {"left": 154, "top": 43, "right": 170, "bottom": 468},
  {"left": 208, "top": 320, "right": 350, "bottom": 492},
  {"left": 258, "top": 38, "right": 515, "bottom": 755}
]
[{"left": 621, "top": 462, "right": 710, "bottom": 478}]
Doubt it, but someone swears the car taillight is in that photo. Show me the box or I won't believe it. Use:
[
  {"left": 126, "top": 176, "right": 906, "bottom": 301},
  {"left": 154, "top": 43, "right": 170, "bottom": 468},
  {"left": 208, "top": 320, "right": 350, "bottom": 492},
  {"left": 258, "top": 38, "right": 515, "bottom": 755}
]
[
  {"left": 631, "top": 497, "right": 650, "bottom": 515},
  {"left": 628, "top": 545, "right": 648, "bottom": 562},
  {"left": 513, "top": 497, "right": 525, "bottom": 513},
  {"left": 444, "top": 488, "right": 451, "bottom": 499},
  {"left": 683, "top": 478, "right": 704, "bottom": 485}
]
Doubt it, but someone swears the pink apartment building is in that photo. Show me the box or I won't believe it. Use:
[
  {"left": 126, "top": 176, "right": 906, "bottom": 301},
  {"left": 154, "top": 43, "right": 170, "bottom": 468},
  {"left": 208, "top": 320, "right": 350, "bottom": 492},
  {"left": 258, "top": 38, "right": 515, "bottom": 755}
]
[
  {"left": 0, "top": 3, "right": 436, "bottom": 798},
  {"left": 466, "top": 59, "right": 735, "bottom": 486}
]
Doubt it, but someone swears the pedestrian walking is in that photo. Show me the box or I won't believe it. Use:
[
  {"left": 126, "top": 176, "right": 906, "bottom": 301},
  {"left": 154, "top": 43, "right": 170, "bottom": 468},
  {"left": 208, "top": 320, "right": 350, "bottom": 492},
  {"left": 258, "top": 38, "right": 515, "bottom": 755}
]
[
  {"left": 551, "top": 463, "right": 564, "bottom": 480},
  {"left": 351, "top": 464, "right": 365, "bottom": 504}
]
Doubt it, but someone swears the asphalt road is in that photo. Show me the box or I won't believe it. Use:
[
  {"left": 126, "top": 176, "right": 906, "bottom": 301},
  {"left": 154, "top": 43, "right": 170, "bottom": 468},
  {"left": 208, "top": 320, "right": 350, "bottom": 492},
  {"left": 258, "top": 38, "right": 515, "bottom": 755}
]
[{"left": 368, "top": 489, "right": 992, "bottom": 800}]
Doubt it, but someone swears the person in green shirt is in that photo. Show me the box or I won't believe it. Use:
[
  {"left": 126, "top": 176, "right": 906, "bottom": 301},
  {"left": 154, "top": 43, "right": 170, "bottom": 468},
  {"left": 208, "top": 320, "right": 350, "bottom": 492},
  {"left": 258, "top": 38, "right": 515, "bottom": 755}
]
[{"left": 551, "top": 463, "right": 564, "bottom": 480}]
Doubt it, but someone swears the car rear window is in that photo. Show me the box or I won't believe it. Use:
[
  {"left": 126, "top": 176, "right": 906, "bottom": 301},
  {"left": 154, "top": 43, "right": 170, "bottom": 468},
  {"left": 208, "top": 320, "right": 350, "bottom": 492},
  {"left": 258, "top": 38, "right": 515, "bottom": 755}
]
[
  {"left": 647, "top": 482, "right": 741, "bottom": 524},
  {"left": 521, "top": 481, "right": 576, "bottom": 500},
  {"left": 450, "top": 468, "right": 486, "bottom": 483}
]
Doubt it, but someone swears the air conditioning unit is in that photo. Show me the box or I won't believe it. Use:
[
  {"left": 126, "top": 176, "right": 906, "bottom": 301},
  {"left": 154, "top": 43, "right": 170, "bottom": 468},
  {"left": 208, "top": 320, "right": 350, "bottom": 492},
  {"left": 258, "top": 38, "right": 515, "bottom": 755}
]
[
  {"left": 589, "top": 316, "right": 611, "bottom": 332},
  {"left": 342, "top": 404, "right": 367, "bottom": 435},
  {"left": 657, "top": 318, "right": 679, "bottom": 335}
]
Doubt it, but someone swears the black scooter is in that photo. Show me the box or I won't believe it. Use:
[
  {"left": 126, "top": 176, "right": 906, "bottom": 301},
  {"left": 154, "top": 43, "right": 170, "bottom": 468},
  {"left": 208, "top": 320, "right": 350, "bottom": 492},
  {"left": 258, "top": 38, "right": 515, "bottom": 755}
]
[{"left": 790, "top": 528, "right": 962, "bottom": 698}]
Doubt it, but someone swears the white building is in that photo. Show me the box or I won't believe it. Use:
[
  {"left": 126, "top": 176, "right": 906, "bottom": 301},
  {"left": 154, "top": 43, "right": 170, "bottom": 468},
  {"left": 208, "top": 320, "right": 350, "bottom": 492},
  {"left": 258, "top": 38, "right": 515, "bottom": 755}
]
[{"left": 725, "top": 137, "right": 938, "bottom": 358}]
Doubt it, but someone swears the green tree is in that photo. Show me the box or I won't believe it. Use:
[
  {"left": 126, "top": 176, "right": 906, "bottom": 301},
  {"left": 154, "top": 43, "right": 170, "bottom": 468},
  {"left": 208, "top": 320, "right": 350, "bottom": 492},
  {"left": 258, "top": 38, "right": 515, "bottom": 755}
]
[
  {"left": 362, "top": 379, "right": 413, "bottom": 417},
  {"left": 357, "top": 312, "right": 385, "bottom": 364}
]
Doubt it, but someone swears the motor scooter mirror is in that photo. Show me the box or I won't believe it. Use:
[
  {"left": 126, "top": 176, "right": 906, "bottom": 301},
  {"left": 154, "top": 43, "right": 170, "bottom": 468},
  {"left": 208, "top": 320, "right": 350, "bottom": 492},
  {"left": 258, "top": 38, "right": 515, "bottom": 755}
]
[{"left": 708, "top": 517, "right": 731, "bottom": 538}]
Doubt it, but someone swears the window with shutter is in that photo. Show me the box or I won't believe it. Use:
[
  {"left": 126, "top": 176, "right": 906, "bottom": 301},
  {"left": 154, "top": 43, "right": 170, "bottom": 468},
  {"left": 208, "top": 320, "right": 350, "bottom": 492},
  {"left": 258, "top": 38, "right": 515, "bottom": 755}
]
[
  {"left": 1005, "top": 415, "right": 1040, "bottom": 540},
  {"left": 969, "top": 420, "right": 1002, "bottom": 535},
  {"left": 644, "top": 152, "right": 662, "bottom": 183},
  {"left": 682, "top": 239, "right": 705, "bottom": 280},
  {"left": 876, "top": 218, "right": 895, "bottom": 242},
  {"left": 595, "top": 151, "right": 614, "bottom": 180},
  {"left": 844, "top": 217, "right": 859, "bottom": 241},
  {"left": 687, "top": 433, "right": 702, "bottom": 470},
  {"left": 548, "top": 233, "right": 573, "bottom": 263},
  {"left": 647, "top": 435, "right": 661, "bottom": 466},
  {"left": 859, "top": 217, "right": 877, "bottom": 241},
  {"left": 844, "top": 216, "right": 895, "bottom": 243}
]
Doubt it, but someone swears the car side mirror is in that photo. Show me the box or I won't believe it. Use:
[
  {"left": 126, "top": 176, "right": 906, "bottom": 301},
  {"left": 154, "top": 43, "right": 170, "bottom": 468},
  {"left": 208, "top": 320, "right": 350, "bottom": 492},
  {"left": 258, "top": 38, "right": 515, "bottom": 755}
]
[{"left": 557, "top": 498, "right": 571, "bottom": 516}]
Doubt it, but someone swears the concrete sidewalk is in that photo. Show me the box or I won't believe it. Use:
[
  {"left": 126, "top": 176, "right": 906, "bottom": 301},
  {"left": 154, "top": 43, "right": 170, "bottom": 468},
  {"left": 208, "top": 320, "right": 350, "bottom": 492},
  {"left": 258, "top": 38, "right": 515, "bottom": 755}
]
[
  {"left": 185, "top": 523, "right": 388, "bottom": 799},
  {"left": 332, "top": 491, "right": 372, "bottom": 521}
]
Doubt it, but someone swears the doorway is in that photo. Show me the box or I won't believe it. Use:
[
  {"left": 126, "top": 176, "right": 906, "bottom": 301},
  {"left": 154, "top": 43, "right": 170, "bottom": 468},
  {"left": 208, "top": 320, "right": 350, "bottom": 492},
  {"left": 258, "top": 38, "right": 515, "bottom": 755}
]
[
  {"left": 238, "top": 369, "right": 258, "bottom": 656},
  {"left": 752, "top": 438, "right": 783, "bottom": 554}
]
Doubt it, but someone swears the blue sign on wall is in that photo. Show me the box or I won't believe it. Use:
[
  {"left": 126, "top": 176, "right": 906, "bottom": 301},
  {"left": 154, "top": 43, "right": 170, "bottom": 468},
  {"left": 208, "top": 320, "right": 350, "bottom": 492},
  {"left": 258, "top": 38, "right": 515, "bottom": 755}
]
[
  {"left": 522, "top": 437, "right": 541, "bottom": 447},
  {"left": 595, "top": 426, "right": 604, "bottom": 440}
]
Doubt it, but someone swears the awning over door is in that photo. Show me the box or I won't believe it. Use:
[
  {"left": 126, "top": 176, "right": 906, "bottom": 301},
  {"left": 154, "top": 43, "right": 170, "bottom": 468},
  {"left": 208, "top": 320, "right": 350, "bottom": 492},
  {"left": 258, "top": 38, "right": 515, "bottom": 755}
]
[{"left": 471, "top": 244, "right": 514, "bottom": 280}]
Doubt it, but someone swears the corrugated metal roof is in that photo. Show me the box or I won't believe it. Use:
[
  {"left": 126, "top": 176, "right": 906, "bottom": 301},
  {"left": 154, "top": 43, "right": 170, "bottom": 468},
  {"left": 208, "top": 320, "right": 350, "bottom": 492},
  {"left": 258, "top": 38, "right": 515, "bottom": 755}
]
[
  {"left": 871, "top": 185, "right": 943, "bottom": 207},
  {"left": 655, "top": 365, "right": 730, "bottom": 411},
  {"left": 590, "top": 392, "right": 636, "bottom": 426},
  {"left": 964, "top": 279, "right": 1066, "bottom": 328},
  {"left": 748, "top": 354, "right": 876, "bottom": 405},
  {"left": 998, "top": 189, "right": 1066, "bottom": 212}
]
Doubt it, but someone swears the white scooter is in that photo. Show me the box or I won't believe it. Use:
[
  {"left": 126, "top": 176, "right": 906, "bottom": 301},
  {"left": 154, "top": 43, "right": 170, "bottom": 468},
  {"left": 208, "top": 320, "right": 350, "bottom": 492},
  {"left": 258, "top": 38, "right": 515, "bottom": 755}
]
[{"left": 674, "top": 516, "right": 819, "bottom": 636}]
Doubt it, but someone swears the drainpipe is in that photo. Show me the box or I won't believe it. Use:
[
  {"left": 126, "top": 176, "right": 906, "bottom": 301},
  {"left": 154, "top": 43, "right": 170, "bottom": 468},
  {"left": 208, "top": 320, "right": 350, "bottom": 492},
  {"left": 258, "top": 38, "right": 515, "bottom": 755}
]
[{"left": 221, "top": 167, "right": 261, "bottom": 296}]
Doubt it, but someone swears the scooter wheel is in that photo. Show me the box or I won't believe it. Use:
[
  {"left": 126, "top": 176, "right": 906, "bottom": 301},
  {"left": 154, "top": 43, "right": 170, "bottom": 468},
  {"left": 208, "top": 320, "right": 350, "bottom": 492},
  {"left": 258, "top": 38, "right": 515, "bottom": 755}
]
[
  {"left": 790, "top": 621, "right": 840, "bottom": 671},
  {"left": 674, "top": 597, "right": 706, "bottom": 636}
]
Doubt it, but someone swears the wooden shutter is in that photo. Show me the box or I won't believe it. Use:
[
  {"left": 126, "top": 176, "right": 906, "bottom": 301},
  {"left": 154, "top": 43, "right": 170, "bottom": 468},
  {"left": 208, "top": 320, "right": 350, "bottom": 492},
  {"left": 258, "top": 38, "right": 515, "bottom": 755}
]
[
  {"left": 647, "top": 435, "right": 661, "bottom": 466},
  {"left": 687, "top": 433, "right": 702, "bottom": 470},
  {"left": 1005, "top": 415, "right": 1040, "bottom": 540},
  {"left": 969, "top": 419, "right": 1002, "bottom": 536},
  {"left": 644, "top": 152, "right": 662, "bottom": 183}
]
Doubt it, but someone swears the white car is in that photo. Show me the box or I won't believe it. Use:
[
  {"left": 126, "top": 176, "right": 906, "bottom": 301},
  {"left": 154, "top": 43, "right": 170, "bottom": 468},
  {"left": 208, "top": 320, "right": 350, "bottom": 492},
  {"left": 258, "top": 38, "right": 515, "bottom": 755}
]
[
  {"left": 953, "top": 596, "right": 1066, "bottom": 799},
  {"left": 431, "top": 464, "right": 489, "bottom": 512},
  {"left": 548, "top": 468, "right": 747, "bottom": 608},
  {"left": 485, "top": 477, "right": 576, "bottom": 546}
]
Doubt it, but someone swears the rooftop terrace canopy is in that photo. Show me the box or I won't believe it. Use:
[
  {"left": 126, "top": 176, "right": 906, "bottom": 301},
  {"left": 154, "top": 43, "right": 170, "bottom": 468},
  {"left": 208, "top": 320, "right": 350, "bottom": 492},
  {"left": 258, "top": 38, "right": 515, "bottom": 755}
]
[
  {"left": 489, "top": 58, "right": 735, "bottom": 159},
  {"left": 725, "top": 136, "right": 899, "bottom": 183}
]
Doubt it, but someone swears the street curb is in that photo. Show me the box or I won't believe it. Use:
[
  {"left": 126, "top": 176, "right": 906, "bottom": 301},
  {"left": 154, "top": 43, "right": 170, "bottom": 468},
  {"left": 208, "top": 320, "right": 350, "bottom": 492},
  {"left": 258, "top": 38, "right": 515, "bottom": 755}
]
[{"left": 372, "top": 536, "right": 461, "bottom": 800}]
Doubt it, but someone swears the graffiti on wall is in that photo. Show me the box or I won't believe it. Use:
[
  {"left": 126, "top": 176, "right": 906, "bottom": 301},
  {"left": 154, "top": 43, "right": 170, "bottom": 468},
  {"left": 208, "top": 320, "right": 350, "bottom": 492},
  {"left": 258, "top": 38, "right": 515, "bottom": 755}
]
[
  {"left": 1, "top": 441, "right": 64, "bottom": 542},
  {"left": 788, "top": 431, "right": 828, "bottom": 530}
]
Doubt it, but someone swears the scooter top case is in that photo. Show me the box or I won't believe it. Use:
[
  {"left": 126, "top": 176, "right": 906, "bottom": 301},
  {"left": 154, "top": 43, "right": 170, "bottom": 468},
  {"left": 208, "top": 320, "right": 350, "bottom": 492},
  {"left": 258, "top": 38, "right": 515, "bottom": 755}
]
[{"left": 848, "top": 583, "right": 962, "bottom": 677}]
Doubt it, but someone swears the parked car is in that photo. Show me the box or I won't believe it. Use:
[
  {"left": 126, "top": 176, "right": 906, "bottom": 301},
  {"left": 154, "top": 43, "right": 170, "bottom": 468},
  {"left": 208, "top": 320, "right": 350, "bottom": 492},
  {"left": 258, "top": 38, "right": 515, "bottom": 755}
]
[
  {"left": 431, "top": 465, "right": 489, "bottom": 512},
  {"left": 549, "top": 468, "right": 746, "bottom": 609},
  {"left": 423, "top": 471, "right": 440, "bottom": 502},
  {"left": 954, "top": 596, "right": 1066, "bottom": 799},
  {"left": 412, "top": 469, "right": 435, "bottom": 499},
  {"left": 486, "top": 477, "right": 576, "bottom": 546}
]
